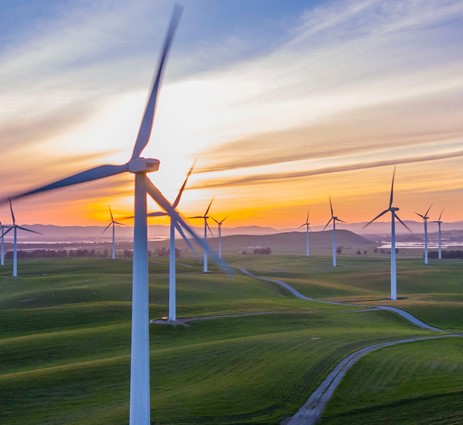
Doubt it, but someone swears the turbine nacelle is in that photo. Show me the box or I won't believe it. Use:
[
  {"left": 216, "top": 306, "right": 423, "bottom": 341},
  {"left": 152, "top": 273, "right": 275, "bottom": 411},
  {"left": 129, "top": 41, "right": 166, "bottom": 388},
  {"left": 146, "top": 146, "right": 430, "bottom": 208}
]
[
  {"left": 390, "top": 207, "right": 399, "bottom": 212},
  {"left": 128, "top": 157, "right": 161, "bottom": 173}
]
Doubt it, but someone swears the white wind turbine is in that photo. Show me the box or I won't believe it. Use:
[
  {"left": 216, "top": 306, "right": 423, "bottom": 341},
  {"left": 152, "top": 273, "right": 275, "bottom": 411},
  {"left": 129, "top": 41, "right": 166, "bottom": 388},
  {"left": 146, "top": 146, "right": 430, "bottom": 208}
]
[
  {"left": 211, "top": 215, "right": 228, "bottom": 259},
  {"left": 323, "top": 198, "right": 345, "bottom": 267},
  {"left": 298, "top": 209, "right": 311, "bottom": 257},
  {"left": 415, "top": 204, "right": 432, "bottom": 265},
  {"left": 0, "top": 219, "right": 5, "bottom": 266},
  {"left": 434, "top": 209, "right": 444, "bottom": 260},
  {"left": 190, "top": 197, "right": 214, "bottom": 272},
  {"left": 364, "top": 168, "right": 412, "bottom": 301},
  {"left": 0, "top": 200, "right": 41, "bottom": 277},
  {"left": 0, "top": 6, "right": 225, "bottom": 424},
  {"left": 103, "top": 206, "right": 124, "bottom": 259},
  {"left": 146, "top": 164, "right": 195, "bottom": 322}
]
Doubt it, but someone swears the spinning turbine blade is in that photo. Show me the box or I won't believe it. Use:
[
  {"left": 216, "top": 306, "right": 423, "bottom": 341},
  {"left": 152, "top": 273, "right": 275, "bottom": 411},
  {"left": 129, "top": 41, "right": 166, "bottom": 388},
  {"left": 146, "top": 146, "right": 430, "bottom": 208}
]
[
  {"left": 3, "top": 164, "right": 129, "bottom": 203},
  {"left": 415, "top": 212, "right": 425, "bottom": 219},
  {"left": 9, "top": 199, "right": 16, "bottom": 225},
  {"left": 336, "top": 218, "right": 347, "bottom": 223},
  {"left": 323, "top": 217, "right": 333, "bottom": 231},
  {"left": 306, "top": 209, "right": 310, "bottom": 222},
  {"left": 109, "top": 206, "right": 114, "bottom": 222},
  {"left": 206, "top": 222, "right": 214, "bottom": 237},
  {"left": 102, "top": 222, "right": 113, "bottom": 233},
  {"left": 173, "top": 162, "right": 195, "bottom": 208},
  {"left": 424, "top": 203, "right": 433, "bottom": 217},
  {"left": 329, "top": 197, "right": 334, "bottom": 217},
  {"left": 211, "top": 217, "right": 219, "bottom": 225},
  {"left": 438, "top": 209, "right": 444, "bottom": 222},
  {"left": 131, "top": 4, "right": 183, "bottom": 160},
  {"left": 145, "top": 178, "right": 233, "bottom": 274},
  {"left": 173, "top": 221, "right": 199, "bottom": 257},
  {"left": 17, "top": 226, "right": 41, "bottom": 235},
  {"left": 1, "top": 227, "right": 13, "bottom": 238},
  {"left": 114, "top": 221, "right": 125, "bottom": 226},
  {"left": 220, "top": 216, "right": 229, "bottom": 224},
  {"left": 395, "top": 214, "right": 412, "bottom": 233},
  {"left": 363, "top": 209, "right": 388, "bottom": 228},
  {"left": 389, "top": 167, "right": 396, "bottom": 208},
  {"left": 147, "top": 211, "right": 167, "bottom": 217},
  {"left": 204, "top": 196, "right": 214, "bottom": 216}
]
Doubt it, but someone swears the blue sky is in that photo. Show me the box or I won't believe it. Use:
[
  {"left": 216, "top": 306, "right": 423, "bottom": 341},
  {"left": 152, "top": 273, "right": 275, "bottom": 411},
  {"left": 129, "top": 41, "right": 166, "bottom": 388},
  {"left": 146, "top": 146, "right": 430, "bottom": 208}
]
[{"left": 0, "top": 0, "right": 462, "bottom": 227}]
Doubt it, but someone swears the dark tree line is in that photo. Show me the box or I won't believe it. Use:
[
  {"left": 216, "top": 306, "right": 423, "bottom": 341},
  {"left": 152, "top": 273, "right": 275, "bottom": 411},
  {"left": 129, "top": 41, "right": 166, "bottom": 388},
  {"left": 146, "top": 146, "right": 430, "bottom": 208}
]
[{"left": 429, "top": 250, "right": 463, "bottom": 259}]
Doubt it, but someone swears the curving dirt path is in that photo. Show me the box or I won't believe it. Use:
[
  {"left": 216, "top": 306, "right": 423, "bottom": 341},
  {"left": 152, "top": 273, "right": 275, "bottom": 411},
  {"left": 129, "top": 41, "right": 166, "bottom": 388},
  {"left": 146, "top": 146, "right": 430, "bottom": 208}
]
[
  {"left": 240, "top": 268, "right": 442, "bottom": 331},
  {"left": 239, "top": 268, "right": 459, "bottom": 424}
]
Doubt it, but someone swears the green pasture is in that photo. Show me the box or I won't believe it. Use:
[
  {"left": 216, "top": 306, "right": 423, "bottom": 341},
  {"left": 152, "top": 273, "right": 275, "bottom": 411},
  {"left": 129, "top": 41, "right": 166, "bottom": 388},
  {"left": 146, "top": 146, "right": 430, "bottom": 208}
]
[
  {"left": 0, "top": 254, "right": 461, "bottom": 424},
  {"left": 321, "top": 337, "right": 463, "bottom": 425}
]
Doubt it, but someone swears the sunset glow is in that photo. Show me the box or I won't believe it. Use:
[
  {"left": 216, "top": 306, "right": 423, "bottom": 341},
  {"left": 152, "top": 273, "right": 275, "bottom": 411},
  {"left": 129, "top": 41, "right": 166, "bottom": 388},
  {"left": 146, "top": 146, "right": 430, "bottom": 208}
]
[{"left": 1, "top": 0, "right": 462, "bottom": 228}]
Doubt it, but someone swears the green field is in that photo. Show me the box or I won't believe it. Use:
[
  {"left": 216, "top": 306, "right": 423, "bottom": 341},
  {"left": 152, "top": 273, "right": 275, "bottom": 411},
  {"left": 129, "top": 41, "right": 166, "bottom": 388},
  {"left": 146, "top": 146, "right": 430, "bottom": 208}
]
[{"left": 0, "top": 255, "right": 462, "bottom": 424}]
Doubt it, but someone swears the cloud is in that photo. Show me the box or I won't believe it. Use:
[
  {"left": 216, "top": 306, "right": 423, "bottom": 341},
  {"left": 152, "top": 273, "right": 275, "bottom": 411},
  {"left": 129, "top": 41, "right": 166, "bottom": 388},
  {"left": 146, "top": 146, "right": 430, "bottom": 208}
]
[{"left": 192, "top": 148, "right": 463, "bottom": 189}]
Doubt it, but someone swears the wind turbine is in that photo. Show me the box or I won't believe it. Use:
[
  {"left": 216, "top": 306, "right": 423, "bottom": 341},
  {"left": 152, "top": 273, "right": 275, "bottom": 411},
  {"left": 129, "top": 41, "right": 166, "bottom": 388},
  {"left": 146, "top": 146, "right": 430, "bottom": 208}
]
[
  {"left": 211, "top": 215, "right": 228, "bottom": 259},
  {"left": 434, "top": 209, "right": 444, "bottom": 260},
  {"left": 0, "top": 200, "right": 41, "bottom": 277},
  {"left": 415, "top": 204, "right": 432, "bottom": 265},
  {"left": 0, "top": 219, "right": 5, "bottom": 266},
  {"left": 146, "top": 164, "right": 195, "bottom": 322},
  {"left": 190, "top": 197, "right": 214, "bottom": 272},
  {"left": 0, "top": 6, "right": 219, "bottom": 424},
  {"left": 298, "top": 209, "right": 311, "bottom": 257},
  {"left": 364, "top": 168, "right": 412, "bottom": 301},
  {"left": 323, "top": 198, "right": 345, "bottom": 267},
  {"left": 103, "top": 206, "right": 124, "bottom": 259}
]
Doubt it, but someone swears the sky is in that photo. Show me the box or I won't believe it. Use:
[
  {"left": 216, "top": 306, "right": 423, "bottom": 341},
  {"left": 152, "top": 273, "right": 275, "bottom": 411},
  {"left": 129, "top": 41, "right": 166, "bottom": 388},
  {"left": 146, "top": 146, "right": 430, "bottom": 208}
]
[{"left": 0, "top": 0, "right": 462, "bottom": 229}]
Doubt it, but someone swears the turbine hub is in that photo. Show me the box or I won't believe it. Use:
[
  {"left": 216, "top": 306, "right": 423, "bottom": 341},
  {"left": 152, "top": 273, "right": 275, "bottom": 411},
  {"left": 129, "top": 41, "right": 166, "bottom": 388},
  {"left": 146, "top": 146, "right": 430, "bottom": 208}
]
[{"left": 128, "top": 157, "right": 160, "bottom": 173}]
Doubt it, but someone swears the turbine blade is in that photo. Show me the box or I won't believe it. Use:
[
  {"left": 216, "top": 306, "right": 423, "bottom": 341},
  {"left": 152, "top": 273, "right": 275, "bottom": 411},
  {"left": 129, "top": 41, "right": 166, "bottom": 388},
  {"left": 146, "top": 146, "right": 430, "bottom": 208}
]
[
  {"left": 336, "top": 218, "right": 347, "bottom": 223},
  {"left": 210, "top": 217, "right": 219, "bottom": 225},
  {"left": 307, "top": 225, "right": 312, "bottom": 231},
  {"left": 17, "top": 226, "right": 41, "bottom": 235},
  {"left": 102, "top": 222, "right": 113, "bottom": 234},
  {"left": 424, "top": 203, "right": 433, "bottom": 217},
  {"left": 329, "top": 196, "right": 333, "bottom": 217},
  {"left": 147, "top": 211, "right": 167, "bottom": 217},
  {"left": 173, "top": 161, "right": 195, "bottom": 208},
  {"left": 389, "top": 167, "right": 396, "bottom": 208},
  {"left": 206, "top": 221, "right": 214, "bottom": 237},
  {"left": 1, "top": 227, "right": 14, "bottom": 238},
  {"left": 204, "top": 196, "right": 215, "bottom": 216},
  {"left": 220, "top": 216, "right": 229, "bottom": 224},
  {"left": 2, "top": 164, "right": 129, "bottom": 204},
  {"left": 9, "top": 198, "right": 16, "bottom": 225},
  {"left": 109, "top": 206, "right": 114, "bottom": 222},
  {"left": 145, "top": 177, "right": 233, "bottom": 274},
  {"left": 323, "top": 217, "right": 333, "bottom": 231},
  {"left": 188, "top": 216, "right": 203, "bottom": 219},
  {"left": 113, "top": 221, "right": 125, "bottom": 226},
  {"left": 130, "top": 4, "right": 182, "bottom": 159},
  {"left": 174, "top": 220, "right": 199, "bottom": 257},
  {"left": 438, "top": 208, "right": 444, "bottom": 222},
  {"left": 395, "top": 213, "right": 413, "bottom": 233},
  {"left": 363, "top": 209, "right": 389, "bottom": 229},
  {"left": 415, "top": 212, "right": 424, "bottom": 219},
  {"left": 306, "top": 209, "right": 310, "bottom": 222}
]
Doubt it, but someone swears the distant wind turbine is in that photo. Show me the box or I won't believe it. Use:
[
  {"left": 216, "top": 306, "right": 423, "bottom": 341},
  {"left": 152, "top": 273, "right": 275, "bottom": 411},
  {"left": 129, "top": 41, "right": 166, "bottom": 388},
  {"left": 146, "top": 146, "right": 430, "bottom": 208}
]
[
  {"left": 434, "top": 209, "right": 444, "bottom": 260},
  {"left": 146, "top": 164, "right": 195, "bottom": 322},
  {"left": 0, "top": 199, "right": 41, "bottom": 277},
  {"left": 0, "top": 219, "right": 5, "bottom": 266},
  {"left": 0, "top": 6, "right": 229, "bottom": 424},
  {"left": 103, "top": 206, "right": 124, "bottom": 259},
  {"left": 364, "top": 168, "right": 412, "bottom": 301},
  {"left": 323, "top": 198, "right": 345, "bottom": 267},
  {"left": 415, "top": 204, "right": 432, "bottom": 265},
  {"left": 299, "top": 209, "right": 311, "bottom": 257},
  {"left": 190, "top": 197, "right": 214, "bottom": 272},
  {"left": 211, "top": 215, "right": 228, "bottom": 259}
]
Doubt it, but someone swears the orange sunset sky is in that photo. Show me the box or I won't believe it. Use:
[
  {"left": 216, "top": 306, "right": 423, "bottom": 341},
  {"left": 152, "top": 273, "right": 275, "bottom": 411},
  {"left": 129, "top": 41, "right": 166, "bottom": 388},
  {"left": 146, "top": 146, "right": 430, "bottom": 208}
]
[{"left": 0, "top": 0, "right": 462, "bottom": 229}]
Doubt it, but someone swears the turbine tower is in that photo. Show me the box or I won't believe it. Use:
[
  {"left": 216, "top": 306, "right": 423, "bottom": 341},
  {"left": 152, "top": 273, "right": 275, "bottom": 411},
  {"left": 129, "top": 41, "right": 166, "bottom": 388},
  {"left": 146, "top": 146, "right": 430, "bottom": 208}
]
[
  {"left": 0, "top": 6, "right": 212, "bottom": 424},
  {"left": 146, "top": 164, "right": 195, "bottom": 322},
  {"left": 415, "top": 204, "right": 432, "bottom": 265},
  {"left": 364, "top": 168, "right": 411, "bottom": 301},
  {"left": 434, "top": 209, "right": 444, "bottom": 260},
  {"left": 0, "top": 200, "right": 40, "bottom": 277},
  {"left": 103, "top": 206, "right": 124, "bottom": 259},
  {"left": 211, "top": 215, "right": 228, "bottom": 259},
  {"left": 323, "top": 198, "right": 345, "bottom": 267},
  {"left": 190, "top": 197, "right": 214, "bottom": 272},
  {"left": 0, "top": 219, "right": 5, "bottom": 266},
  {"left": 298, "top": 209, "right": 311, "bottom": 257}
]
